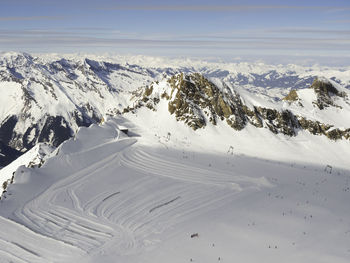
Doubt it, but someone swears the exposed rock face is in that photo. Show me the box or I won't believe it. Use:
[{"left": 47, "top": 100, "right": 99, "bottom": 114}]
[
  {"left": 166, "top": 73, "right": 246, "bottom": 130},
  {"left": 132, "top": 73, "right": 350, "bottom": 141},
  {"left": 37, "top": 116, "right": 72, "bottom": 147},
  {"left": 251, "top": 108, "right": 299, "bottom": 136},
  {"left": 283, "top": 89, "right": 299, "bottom": 102},
  {"left": 311, "top": 78, "right": 347, "bottom": 109},
  {"left": 298, "top": 117, "right": 331, "bottom": 135},
  {"left": 132, "top": 73, "right": 247, "bottom": 130},
  {"left": 298, "top": 117, "right": 350, "bottom": 140},
  {"left": 0, "top": 116, "right": 18, "bottom": 147},
  {"left": 0, "top": 141, "right": 21, "bottom": 167}
]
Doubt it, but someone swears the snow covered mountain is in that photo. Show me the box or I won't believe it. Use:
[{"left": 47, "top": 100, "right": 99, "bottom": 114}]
[
  {"left": 130, "top": 73, "right": 350, "bottom": 140},
  {"left": 0, "top": 52, "right": 350, "bottom": 179},
  {"left": 1, "top": 52, "right": 350, "bottom": 169},
  {"left": 0, "top": 52, "right": 156, "bottom": 167},
  {"left": 0, "top": 52, "right": 350, "bottom": 262}
]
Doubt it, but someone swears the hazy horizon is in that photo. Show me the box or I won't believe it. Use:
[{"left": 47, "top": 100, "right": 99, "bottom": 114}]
[{"left": 1, "top": 0, "right": 349, "bottom": 66}]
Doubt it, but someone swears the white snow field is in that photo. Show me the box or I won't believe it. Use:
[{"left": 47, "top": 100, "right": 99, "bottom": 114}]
[{"left": 0, "top": 117, "right": 350, "bottom": 263}]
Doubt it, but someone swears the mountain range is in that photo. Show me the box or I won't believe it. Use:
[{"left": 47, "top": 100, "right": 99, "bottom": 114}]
[
  {"left": 0, "top": 52, "right": 349, "bottom": 169},
  {"left": 0, "top": 52, "right": 350, "bottom": 262}
]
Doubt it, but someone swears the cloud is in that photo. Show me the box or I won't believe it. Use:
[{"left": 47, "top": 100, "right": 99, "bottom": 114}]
[
  {"left": 326, "top": 19, "right": 350, "bottom": 24},
  {"left": 0, "top": 28, "right": 348, "bottom": 65},
  {"left": 0, "top": 29, "right": 349, "bottom": 51},
  {"left": 267, "top": 28, "right": 350, "bottom": 36},
  {"left": 0, "top": 16, "right": 63, "bottom": 21},
  {"left": 1, "top": 33, "right": 349, "bottom": 66},
  {"left": 99, "top": 5, "right": 350, "bottom": 12}
]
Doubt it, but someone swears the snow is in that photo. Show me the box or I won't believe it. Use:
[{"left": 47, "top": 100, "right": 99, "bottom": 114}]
[
  {"left": 1, "top": 52, "right": 349, "bottom": 154},
  {"left": 283, "top": 83, "right": 350, "bottom": 127},
  {"left": 124, "top": 99, "right": 350, "bottom": 170},
  {"left": 0, "top": 115, "right": 349, "bottom": 262},
  {"left": 0, "top": 52, "right": 157, "bottom": 146},
  {"left": 0, "top": 143, "right": 54, "bottom": 192},
  {"left": 0, "top": 52, "right": 350, "bottom": 262},
  {"left": 0, "top": 82, "right": 22, "bottom": 120}
]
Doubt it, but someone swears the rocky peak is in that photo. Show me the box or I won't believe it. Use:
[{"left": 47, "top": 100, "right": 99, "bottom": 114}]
[
  {"left": 283, "top": 89, "right": 299, "bottom": 102},
  {"left": 0, "top": 52, "right": 34, "bottom": 67},
  {"left": 131, "top": 73, "right": 247, "bottom": 130},
  {"left": 282, "top": 89, "right": 303, "bottom": 107},
  {"left": 166, "top": 73, "right": 246, "bottom": 130},
  {"left": 129, "top": 73, "right": 350, "bottom": 141},
  {"left": 312, "top": 78, "right": 339, "bottom": 96},
  {"left": 310, "top": 78, "right": 346, "bottom": 109}
]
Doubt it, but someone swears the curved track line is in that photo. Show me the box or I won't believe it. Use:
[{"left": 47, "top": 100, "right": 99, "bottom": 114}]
[{"left": 5, "top": 139, "right": 270, "bottom": 260}]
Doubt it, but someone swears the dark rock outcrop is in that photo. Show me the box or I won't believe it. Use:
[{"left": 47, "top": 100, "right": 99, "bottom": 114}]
[
  {"left": 130, "top": 73, "right": 350, "bottom": 141},
  {"left": 0, "top": 141, "right": 22, "bottom": 167},
  {"left": 311, "top": 78, "right": 347, "bottom": 109}
]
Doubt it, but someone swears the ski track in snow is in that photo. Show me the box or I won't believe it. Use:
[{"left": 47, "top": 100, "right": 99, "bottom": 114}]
[{"left": 0, "top": 134, "right": 270, "bottom": 262}]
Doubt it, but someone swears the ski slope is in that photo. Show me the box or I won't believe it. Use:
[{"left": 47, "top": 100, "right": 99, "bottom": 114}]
[{"left": 0, "top": 119, "right": 350, "bottom": 263}]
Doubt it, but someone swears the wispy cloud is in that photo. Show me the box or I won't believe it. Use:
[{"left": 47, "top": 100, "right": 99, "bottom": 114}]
[
  {"left": 267, "top": 28, "right": 350, "bottom": 36},
  {"left": 63, "top": 27, "right": 114, "bottom": 31},
  {"left": 326, "top": 19, "right": 350, "bottom": 24},
  {"left": 144, "top": 27, "right": 350, "bottom": 41},
  {"left": 0, "top": 16, "right": 63, "bottom": 21},
  {"left": 0, "top": 29, "right": 137, "bottom": 39},
  {"left": 0, "top": 29, "right": 349, "bottom": 51},
  {"left": 1, "top": 30, "right": 349, "bottom": 66},
  {"left": 99, "top": 5, "right": 350, "bottom": 12}
]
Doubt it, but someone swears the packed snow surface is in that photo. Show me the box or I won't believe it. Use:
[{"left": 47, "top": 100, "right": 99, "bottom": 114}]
[
  {"left": 0, "top": 52, "right": 350, "bottom": 262},
  {"left": 0, "top": 118, "right": 349, "bottom": 263}
]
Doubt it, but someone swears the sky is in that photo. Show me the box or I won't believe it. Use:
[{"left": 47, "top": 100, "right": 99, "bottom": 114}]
[{"left": 0, "top": 0, "right": 350, "bottom": 65}]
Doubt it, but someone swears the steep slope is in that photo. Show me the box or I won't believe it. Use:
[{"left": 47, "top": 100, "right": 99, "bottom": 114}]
[
  {"left": 0, "top": 141, "right": 21, "bottom": 168},
  {"left": 0, "top": 143, "right": 54, "bottom": 193},
  {"left": 0, "top": 52, "right": 157, "bottom": 166}
]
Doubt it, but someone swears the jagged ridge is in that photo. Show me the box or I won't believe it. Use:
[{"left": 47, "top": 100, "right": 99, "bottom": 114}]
[
  {"left": 1, "top": 52, "right": 350, "bottom": 167},
  {"left": 131, "top": 73, "right": 350, "bottom": 140}
]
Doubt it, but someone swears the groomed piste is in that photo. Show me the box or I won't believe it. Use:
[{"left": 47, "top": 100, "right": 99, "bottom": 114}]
[{"left": 0, "top": 118, "right": 349, "bottom": 263}]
